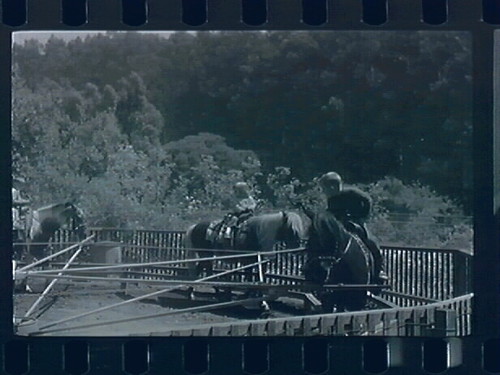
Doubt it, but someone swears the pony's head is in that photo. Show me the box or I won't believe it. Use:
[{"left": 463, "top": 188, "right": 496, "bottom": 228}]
[
  {"left": 63, "top": 202, "right": 86, "bottom": 239},
  {"left": 26, "top": 202, "right": 86, "bottom": 259},
  {"left": 33, "top": 202, "right": 86, "bottom": 239}
]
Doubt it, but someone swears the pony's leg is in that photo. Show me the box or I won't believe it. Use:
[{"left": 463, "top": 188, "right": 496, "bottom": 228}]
[
  {"left": 255, "top": 255, "right": 271, "bottom": 313},
  {"left": 198, "top": 252, "right": 213, "bottom": 275},
  {"left": 184, "top": 236, "right": 198, "bottom": 280},
  {"left": 187, "top": 257, "right": 207, "bottom": 279},
  {"left": 190, "top": 251, "right": 214, "bottom": 278},
  {"left": 320, "top": 293, "right": 337, "bottom": 313},
  {"left": 187, "top": 262, "right": 198, "bottom": 279},
  {"left": 339, "top": 291, "right": 368, "bottom": 312},
  {"left": 246, "top": 255, "right": 271, "bottom": 314}
]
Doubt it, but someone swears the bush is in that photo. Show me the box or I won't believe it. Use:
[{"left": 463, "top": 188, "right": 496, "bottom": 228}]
[{"left": 361, "top": 177, "right": 472, "bottom": 250}]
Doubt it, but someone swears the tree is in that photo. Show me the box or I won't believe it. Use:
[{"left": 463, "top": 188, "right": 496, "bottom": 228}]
[
  {"left": 361, "top": 177, "right": 472, "bottom": 249},
  {"left": 13, "top": 30, "right": 473, "bottom": 229}
]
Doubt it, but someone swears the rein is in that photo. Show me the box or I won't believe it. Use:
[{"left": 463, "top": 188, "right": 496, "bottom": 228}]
[
  {"left": 317, "top": 236, "right": 353, "bottom": 265},
  {"left": 315, "top": 236, "right": 353, "bottom": 284}
]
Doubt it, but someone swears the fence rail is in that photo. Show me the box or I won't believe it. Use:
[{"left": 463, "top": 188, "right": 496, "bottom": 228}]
[
  {"left": 139, "top": 293, "right": 473, "bottom": 337},
  {"left": 15, "top": 227, "right": 474, "bottom": 336},
  {"left": 26, "top": 228, "right": 473, "bottom": 305}
]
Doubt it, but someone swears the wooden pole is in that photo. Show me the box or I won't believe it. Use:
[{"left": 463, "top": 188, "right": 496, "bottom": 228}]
[
  {"left": 25, "top": 272, "right": 390, "bottom": 292},
  {"left": 37, "top": 258, "right": 270, "bottom": 331},
  {"left": 22, "top": 244, "right": 85, "bottom": 320},
  {"left": 23, "top": 246, "right": 305, "bottom": 275},
  {"left": 26, "top": 272, "right": 280, "bottom": 287},
  {"left": 14, "top": 241, "right": 81, "bottom": 246},
  {"left": 33, "top": 297, "right": 269, "bottom": 335},
  {"left": 119, "top": 243, "right": 251, "bottom": 253},
  {"left": 257, "top": 252, "right": 264, "bottom": 282},
  {"left": 17, "top": 235, "right": 95, "bottom": 272},
  {"left": 256, "top": 252, "right": 269, "bottom": 311}
]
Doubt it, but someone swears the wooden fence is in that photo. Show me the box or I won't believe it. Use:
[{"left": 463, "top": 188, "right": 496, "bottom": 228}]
[
  {"left": 42, "top": 228, "right": 473, "bottom": 305},
  {"left": 137, "top": 293, "right": 473, "bottom": 337},
  {"left": 382, "top": 245, "right": 472, "bottom": 306},
  {"left": 19, "top": 228, "right": 473, "bottom": 336}
]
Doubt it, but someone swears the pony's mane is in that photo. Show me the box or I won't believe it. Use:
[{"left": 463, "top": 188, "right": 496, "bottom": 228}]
[
  {"left": 34, "top": 202, "right": 85, "bottom": 227},
  {"left": 283, "top": 211, "right": 305, "bottom": 239}
]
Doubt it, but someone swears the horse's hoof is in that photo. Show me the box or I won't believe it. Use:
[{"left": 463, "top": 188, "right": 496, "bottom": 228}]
[
  {"left": 260, "top": 301, "right": 270, "bottom": 311},
  {"left": 259, "top": 303, "right": 272, "bottom": 319}
]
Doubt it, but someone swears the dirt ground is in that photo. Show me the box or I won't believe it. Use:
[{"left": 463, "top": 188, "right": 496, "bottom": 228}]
[{"left": 13, "top": 281, "right": 252, "bottom": 337}]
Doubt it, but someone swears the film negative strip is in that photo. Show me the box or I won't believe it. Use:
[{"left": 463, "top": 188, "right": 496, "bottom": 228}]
[{"left": 1, "top": 0, "right": 500, "bottom": 373}]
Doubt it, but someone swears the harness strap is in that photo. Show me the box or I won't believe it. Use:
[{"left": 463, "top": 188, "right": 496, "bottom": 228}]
[
  {"left": 333, "top": 236, "right": 352, "bottom": 263},
  {"left": 315, "top": 236, "right": 353, "bottom": 266}
]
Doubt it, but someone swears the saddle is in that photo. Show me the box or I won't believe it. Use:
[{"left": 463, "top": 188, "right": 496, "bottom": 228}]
[{"left": 206, "top": 215, "right": 251, "bottom": 248}]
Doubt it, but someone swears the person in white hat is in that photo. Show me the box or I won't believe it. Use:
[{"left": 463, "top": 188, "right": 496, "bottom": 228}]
[{"left": 223, "top": 182, "right": 257, "bottom": 240}]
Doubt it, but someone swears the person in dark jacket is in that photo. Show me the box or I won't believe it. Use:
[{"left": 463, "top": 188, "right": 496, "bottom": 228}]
[
  {"left": 318, "top": 172, "right": 388, "bottom": 283},
  {"left": 12, "top": 178, "right": 30, "bottom": 231}
]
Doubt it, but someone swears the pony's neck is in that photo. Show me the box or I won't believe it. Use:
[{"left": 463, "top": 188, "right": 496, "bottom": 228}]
[
  {"left": 255, "top": 212, "right": 283, "bottom": 251},
  {"left": 333, "top": 219, "right": 350, "bottom": 256}
]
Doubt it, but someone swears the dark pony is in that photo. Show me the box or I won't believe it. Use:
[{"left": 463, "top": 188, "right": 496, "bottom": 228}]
[
  {"left": 185, "top": 211, "right": 305, "bottom": 277},
  {"left": 26, "top": 202, "right": 86, "bottom": 260},
  {"left": 302, "top": 211, "right": 375, "bottom": 312}
]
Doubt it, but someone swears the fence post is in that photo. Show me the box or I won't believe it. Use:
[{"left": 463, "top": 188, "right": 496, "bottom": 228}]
[
  {"left": 452, "top": 252, "right": 470, "bottom": 296},
  {"left": 430, "top": 308, "right": 457, "bottom": 336}
]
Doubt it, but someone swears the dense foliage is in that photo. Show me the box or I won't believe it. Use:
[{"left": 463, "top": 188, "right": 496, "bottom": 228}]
[{"left": 12, "top": 31, "right": 473, "bottom": 249}]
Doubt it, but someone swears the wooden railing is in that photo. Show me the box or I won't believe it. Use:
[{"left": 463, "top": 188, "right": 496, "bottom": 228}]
[
  {"left": 21, "top": 228, "right": 473, "bottom": 336},
  {"left": 43, "top": 228, "right": 473, "bottom": 306},
  {"left": 138, "top": 293, "right": 473, "bottom": 337},
  {"left": 381, "top": 245, "right": 472, "bottom": 305}
]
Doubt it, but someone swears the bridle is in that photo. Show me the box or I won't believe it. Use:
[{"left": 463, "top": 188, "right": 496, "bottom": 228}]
[{"left": 316, "top": 236, "right": 353, "bottom": 283}]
